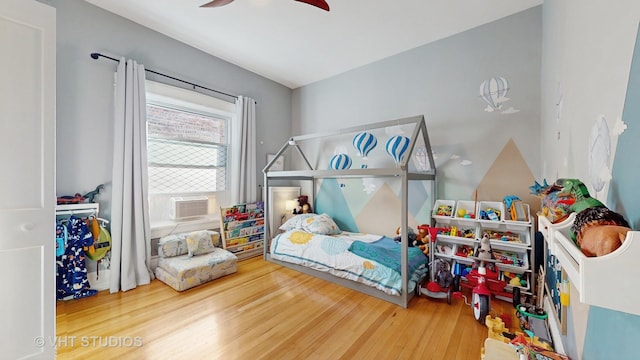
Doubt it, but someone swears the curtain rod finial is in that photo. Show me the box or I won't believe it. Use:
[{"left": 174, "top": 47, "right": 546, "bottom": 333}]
[{"left": 90, "top": 53, "right": 100, "bottom": 59}]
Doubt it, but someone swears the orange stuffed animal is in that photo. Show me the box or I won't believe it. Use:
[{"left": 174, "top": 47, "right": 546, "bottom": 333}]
[
  {"left": 578, "top": 225, "right": 630, "bottom": 257},
  {"left": 416, "top": 224, "right": 430, "bottom": 256}
]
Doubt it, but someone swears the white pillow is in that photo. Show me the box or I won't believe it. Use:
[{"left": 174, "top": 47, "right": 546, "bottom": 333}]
[
  {"left": 158, "top": 233, "right": 189, "bottom": 257},
  {"left": 279, "top": 213, "right": 341, "bottom": 235},
  {"left": 186, "top": 230, "right": 216, "bottom": 257},
  {"left": 279, "top": 213, "right": 315, "bottom": 231}
]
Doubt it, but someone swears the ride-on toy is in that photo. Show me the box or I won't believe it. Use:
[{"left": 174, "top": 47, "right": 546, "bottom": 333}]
[
  {"left": 454, "top": 258, "right": 512, "bottom": 322},
  {"left": 417, "top": 227, "right": 458, "bottom": 304},
  {"left": 453, "top": 234, "right": 514, "bottom": 323}
]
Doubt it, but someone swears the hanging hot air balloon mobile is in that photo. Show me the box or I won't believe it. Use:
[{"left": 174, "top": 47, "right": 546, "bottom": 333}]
[
  {"left": 329, "top": 153, "right": 352, "bottom": 170},
  {"left": 329, "top": 153, "right": 352, "bottom": 188},
  {"left": 352, "top": 132, "right": 377, "bottom": 168},
  {"left": 479, "top": 76, "right": 510, "bottom": 112},
  {"left": 385, "top": 135, "right": 410, "bottom": 167}
]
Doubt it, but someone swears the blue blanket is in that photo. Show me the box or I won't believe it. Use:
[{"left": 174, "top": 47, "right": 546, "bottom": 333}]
[{"left": 348, "top": 236, "right": 428, "bottom": 275}]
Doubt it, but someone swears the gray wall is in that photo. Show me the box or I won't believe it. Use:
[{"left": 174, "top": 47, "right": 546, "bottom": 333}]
[
  {"left": 541, "top": 1, "right": 640, "bottom": 359},
  {"left": 45, "top": 0, "right": 292, "bottom": 219},
  {"left": 292, "top": 7, "right": 542, "bottom": 201}
]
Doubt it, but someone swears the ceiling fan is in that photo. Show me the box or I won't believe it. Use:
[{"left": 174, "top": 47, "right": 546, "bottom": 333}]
[{"left": 200, "top": 0, "right": 330, "bottom": 12}]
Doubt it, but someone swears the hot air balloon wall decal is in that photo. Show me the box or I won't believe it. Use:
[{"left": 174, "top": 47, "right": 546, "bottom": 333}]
[
  {"left": 479, "top": 76, "right": 510, "bottom": 112},
  {"left": 385, "top": 135, "right": 410, "bottom": 167},
  {"left": 352, "top": 132, "right": 377, "bottom": 168},
  {"left": 412, "top": 146, "right": 430, "bottom": 171}
]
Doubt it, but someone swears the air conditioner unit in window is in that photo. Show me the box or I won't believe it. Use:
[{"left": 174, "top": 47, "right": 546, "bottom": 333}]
[{"left": 170, "top": 196, "right": 209, "bottom": 220}]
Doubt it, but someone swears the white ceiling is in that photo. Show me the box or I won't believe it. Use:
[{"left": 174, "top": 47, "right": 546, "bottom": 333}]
[{"left": 85, "top": 0, "right": 542, "bottom": 89}]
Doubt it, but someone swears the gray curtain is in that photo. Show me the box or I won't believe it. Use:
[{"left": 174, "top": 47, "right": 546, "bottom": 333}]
[
  {"left": 109, "top": 58, "right": 154, "bottom": 293},
  {"left": 233, "top": 96, "right": 257, "bottom": 203}
]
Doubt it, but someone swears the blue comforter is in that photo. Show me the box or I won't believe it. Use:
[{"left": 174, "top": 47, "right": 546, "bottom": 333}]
[{"left": 348, "top": 236, "right": 428, "bottom": 275}]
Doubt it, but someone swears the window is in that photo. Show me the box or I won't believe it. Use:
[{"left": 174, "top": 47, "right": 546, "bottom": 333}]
[
  {"left": 146, "top": 104, "right": 227, "bottom": 193},
  {"left": 145, "top": 81, "right": 235, "bottom": 225}
]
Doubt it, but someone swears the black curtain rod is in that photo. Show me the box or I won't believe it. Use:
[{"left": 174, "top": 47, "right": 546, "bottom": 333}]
[{"left": 90, "top": 52, "right": 239, "bottom": 101}]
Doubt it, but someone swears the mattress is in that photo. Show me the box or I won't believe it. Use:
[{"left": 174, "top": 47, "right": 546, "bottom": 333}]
[
  {"left": 156, "top": 248, "right": 238, "bottom": 291},
  {"left": 270, "top": 229, "right": 428, "bottom": 296}
]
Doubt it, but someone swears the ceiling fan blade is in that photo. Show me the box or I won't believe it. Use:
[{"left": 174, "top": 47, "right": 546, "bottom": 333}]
[
  {"left": 295, "top": 0, "right": 330, "bottom": 11},
  {"left": 200, "top": 0, "right": 235, "bottom": 8}
]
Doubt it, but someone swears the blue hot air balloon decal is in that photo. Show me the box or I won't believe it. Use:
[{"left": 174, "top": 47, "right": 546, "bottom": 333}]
[
  {"left": 479, "top": 76, "right": 510, "bottom": 112},
  {"left": 385, "top": 136, "right": 410, "bottom": 165},
  {"left": 352, "top": 132, "right": 377, "bottom": 159},
  {"left": 329, "top": 153, "right": 352, "bottom": 170}
]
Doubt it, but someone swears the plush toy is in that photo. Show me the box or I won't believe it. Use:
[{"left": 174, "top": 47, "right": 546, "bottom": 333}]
[
  {"left": 394, "top": 226, "right": 418, "bottom": 246},
  {"left": 577, "top": 224, "right": 630, "bottom": 257},
  {"left": 474, "top": 234, "right": 496, "bottom": 272},
  {"left": 476, "top": 234, "right": 494, "bottom": 261},
  {"left": 293, "top": 195, "right": 313, "bottom": 214},
  {"left": 559, "top": 179, "right": 632, "bottom": 257},
  {"left": 434, "top": 259, "right": 454, "bottom": 288},
  {"left": 416, "top": 224, "right": 430, "bottom": 255}
]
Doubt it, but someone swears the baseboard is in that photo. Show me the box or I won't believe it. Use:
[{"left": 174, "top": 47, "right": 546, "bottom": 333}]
[{"left": 543, "top": 295, "right": 565, "bottom": 354}]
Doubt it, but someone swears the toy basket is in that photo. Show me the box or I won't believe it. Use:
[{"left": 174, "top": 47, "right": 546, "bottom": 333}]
[{"left": 432, "top": 200, "right": 456, "bottom": 224}]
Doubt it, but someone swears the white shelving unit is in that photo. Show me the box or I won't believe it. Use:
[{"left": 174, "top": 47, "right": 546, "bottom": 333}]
[
  {"left": 55, "top": 203, "right": 99, "bottom": 217},
  {"left": 432, "top": 200, "right": 535, "bottom": 295},
  {"left": 538, "top": 214, "right": 640, "bottom": 316}
]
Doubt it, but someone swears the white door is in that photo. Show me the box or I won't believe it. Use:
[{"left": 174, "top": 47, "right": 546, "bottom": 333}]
[{"left": 0, "top": 0, "right": 56, "bottom": 359}]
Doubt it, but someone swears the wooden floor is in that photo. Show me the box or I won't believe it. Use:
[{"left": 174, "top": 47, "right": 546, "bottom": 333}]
[{"left": 56, "top": 257, "right": 519, "bottom": 360}]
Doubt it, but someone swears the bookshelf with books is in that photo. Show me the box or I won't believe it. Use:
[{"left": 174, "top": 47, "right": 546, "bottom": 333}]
[{"left": 219, "top": 201, "right": 265, "bottom": 260}]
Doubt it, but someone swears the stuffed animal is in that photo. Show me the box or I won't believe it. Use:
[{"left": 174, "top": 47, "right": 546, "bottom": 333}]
[
  {"left": 474, "top": 234, "right": 496, "bottom": 272},
  {"left": 577, "top": 224, "right": 630, "bottom": 257},
  {"left": 434, "top": 259, "right": 454, "bottom": 288},
  {"left": 293, "top": 195, "right": 313, "bottom": 214},
  {"left": 394, "top": 226, "right": 418, "bottom": 246},
  {"left": 476, "top": 234, "right": 494, "bottom": 261},
  {"left": 416, "top": 224, "right": 430, "bottom": 255},
  {"left": 561, "top": 179, "right": 632, "bottom": 257}
]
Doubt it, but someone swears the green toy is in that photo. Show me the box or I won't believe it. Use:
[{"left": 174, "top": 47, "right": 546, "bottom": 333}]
[{"left": 555, "top": 178, "right": 605, "bottom": 213}]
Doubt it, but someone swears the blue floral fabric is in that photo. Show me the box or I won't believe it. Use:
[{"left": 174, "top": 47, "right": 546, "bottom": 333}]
[{"left": 56, "top": 216, "right": 97, "bottom": 300}]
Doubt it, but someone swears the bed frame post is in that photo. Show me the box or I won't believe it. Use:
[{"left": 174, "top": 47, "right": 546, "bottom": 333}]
[{"left": 400, "top": 170, "right": 409, "bottom": 308}]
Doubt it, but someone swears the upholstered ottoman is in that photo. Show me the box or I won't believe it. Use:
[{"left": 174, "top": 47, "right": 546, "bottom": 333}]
[{"left": 155, "top": 230, "right": 238, "bottom": 291}]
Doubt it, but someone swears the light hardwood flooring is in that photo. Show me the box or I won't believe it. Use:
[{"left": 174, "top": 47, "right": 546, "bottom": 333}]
[{"left": 56, "top": 257, "right": 519, "bottom": 360}]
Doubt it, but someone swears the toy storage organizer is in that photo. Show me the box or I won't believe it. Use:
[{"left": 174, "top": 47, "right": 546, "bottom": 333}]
[
  {"left": 432, "top": 199, "right": 535, "bottom": 298},
  {"left": 538, "top": 214, "right": 640, "bottom": 316}
]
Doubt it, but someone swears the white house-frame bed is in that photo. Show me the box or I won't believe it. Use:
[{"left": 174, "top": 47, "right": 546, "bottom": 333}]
[{"left": 263, "top": 115, "right": 437, "bottom": 308}]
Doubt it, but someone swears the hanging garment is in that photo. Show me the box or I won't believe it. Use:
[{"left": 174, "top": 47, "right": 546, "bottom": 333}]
[
  {"left": 55, "top": 221, "right": 67, "bottom": 257},
  {"left": 55, "top": 220, "right": 67, "bottom": 299},
  {"left": 56, "top": 216, "right": 98, "bottom": 300}
]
